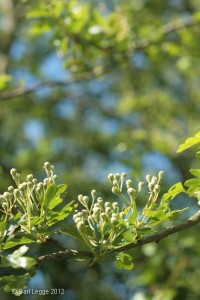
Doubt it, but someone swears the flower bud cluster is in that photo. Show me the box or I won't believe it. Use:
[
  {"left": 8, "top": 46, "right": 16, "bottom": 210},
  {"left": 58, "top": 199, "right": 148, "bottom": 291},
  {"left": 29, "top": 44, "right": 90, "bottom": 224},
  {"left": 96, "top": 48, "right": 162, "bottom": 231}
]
[
  {"left": 74, "top": 191, "right": 128, "bottom": 247},
  {"left": 108, "top": 172, "right": 127, "bottom": 196},
  {"left": 145, "top": 171, "right": 164, "bottom": 194},
  {"left": 0, "top": 162, "right": 58, "bottom": 223}
]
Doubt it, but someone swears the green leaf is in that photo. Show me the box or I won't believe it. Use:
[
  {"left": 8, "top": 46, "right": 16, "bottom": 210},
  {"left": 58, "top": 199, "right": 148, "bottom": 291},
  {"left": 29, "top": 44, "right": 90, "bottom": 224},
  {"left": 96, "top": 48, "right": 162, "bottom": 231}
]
[
  {"left": 184, "top": 178, "right": 200, "bottom": 195},
  {"left": 123, "top": 230, "right": 137, "bottom": 242},
  {"left": 0, "top": 74, "right": 12, "bottom": 90},
  {"left": 161, "top": 182, "right": 186, "bottom": 203},
  {"left": 3, "top": 236, "right": 36, "bottom": 250},
  {"left": 146, "top": 210, "right": 167, "bottom": 226},
  {"left": 127, "top": 211, "right": 137, "bottom": 226},
  {"left": 0, "top": 273, "right": 30, "bottom": 294},
  {"left": 1, "top": 246, "right": 36, "bottom": 270},
  {"left": 48, "top": 196, "right": 62, "bottom": 210},
  {"left": 47, "top": 201, "right": 76, "bottom": 226},
  {"left": 44, "top": 184, "right": 58, "bottom": 210},
  {"left": 189, "top": 168, "right": 200, "bottom": 177},
  {"left": 115, "top": 252, "right": 134, "bottom": 270},
  {"left": 43, "top": 184, "right": 67, "bottom": 211},
  {"left": 60, "top": 224, "right": 85, "bottom": 242},
  {"left": 166, "top": 208, "right": 188, "bottom": 220},
  {"left": 57, "top": 184, "right": 68, "bottom": 194},
  {"left": 177, "top": 131, "right": 200, "bottom": 153}
]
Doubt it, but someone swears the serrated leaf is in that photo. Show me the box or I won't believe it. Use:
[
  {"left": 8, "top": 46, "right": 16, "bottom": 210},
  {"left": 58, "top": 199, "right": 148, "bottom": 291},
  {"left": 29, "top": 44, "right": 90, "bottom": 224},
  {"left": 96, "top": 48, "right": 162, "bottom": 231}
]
[
  {"left": 47, "top": 201, "right": 76, "bottom": 227},
  {"left": 43, "top": 184, "right": 67, "bottom": 211},
  {"left": 146, "top": 210, "right": 167, "bottom": 225},
  {"left": 57, "top": 184, "right": 67, "bottom": 194},
  {"left": 161, "top": 182, "right": 186, "bottom": 202},
  {"left": 3, "top": 236, "right": 36, "bottom": 250},
  {"left": 177, "top": 132, "right": 200, "bottom": 153},
  {"left": 166, "top": 208, "right": 188, "bottom": 220},
  {"left": 44, "top": 184, "right": 58, "bottom": 210}
]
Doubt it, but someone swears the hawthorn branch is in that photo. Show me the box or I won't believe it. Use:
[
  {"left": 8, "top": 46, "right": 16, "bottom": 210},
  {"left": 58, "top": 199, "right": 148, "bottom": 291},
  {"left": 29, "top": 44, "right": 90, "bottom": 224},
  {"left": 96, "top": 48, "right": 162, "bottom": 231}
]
[
  {"left": 36, "top": 210, "right": 200, "bottom": 265},
  {"left": 36, "top": 249, "right": 92, "bottom": 265},
  {"left": 110, "top": 209, "right": 200, "bottom": 254}
]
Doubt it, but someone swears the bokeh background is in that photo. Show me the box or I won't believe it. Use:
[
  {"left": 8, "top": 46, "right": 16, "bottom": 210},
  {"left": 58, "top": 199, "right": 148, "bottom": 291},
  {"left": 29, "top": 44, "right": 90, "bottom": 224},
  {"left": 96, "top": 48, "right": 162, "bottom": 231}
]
[{"left": 1, "top": 0, "right": 200, "bottom": 299}]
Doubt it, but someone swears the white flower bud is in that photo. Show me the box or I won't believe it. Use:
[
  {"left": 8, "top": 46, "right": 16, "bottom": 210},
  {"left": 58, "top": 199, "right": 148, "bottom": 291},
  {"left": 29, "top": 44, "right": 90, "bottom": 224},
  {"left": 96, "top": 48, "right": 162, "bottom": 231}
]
[
  {"left": 127, "top": 188, "right": 136, "bottom": 196},
  {"left": 8, "top": 186, "right": 14, "bottom": 193},
  {"left": 114, "top": 173, "right": 120, "bottom": 180},
  {"left": 126, "top": 179, "right": 132, "bottom": 188},
  {"left": 154, "top": 184, "right": 160, "bottom": 193},
  {"left": 138, "top": 181, "right": 144, "bottom": 192},
  {"left": 77, "top": 221, "right": 85, "bottom": 232},
  {"left": 119, "top": 212, "right": 125, "bottom": 219},
  {"left": 3, "top": 192, "right": 12, "bottom": 201},
  {"left": 121, "top": 173, "right": 127, "bottom": 180},
  {"left": 108, "top": 173, "right": 114, "bottom": 182},
  {"left": 82, "top": 196, "right": 89, "bottom": 205},
  {"left": 14, "top": 189, "right": 21, "bottom": 198},
  {"left": 158, "top": 171, "right": 164, "bottom": 180},
  {"left": 112, "top": 186, "right": 120, "bottom": 195},
  {"left": 148, "top": 182, "right": 154, "bottom": 191},
  {"left": 10, "top": 168, "right": 17, "bottom": 177},
  {"left": 112, "top": 202, "right": 119, "bottom": 209},
  {"left": 91, "top": 190, "right": 96, "bottom": 198},
  {"left": 27, "top": 174, "right": 34, "bottom": 182},
  {"left": 44, "top": 162, "right": 50, "bottom": 170},
  {"left": 146, "top": 175, "right": 151, "bottom": 182},
  {"left": 111, "top": 217, "right": 117, "bottom": 224},
  {"left": 100, "top": 213, "right": 107, "bottom": 221},
  {"left": 105, "top": 207, "right": 112, "bottom": 215},
  {"left": 97, "top": 197, "right": 103, "bottom": 207},
  {"left": 151, "top": 176, "right": 157, "bottom": 185}
]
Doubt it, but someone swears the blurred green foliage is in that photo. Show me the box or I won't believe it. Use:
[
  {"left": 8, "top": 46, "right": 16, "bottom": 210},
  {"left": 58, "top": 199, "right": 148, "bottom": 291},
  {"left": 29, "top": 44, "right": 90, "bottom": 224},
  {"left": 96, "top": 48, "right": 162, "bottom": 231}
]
[{"left": 1, "top": 0, "right": 200, "bottom": 299}]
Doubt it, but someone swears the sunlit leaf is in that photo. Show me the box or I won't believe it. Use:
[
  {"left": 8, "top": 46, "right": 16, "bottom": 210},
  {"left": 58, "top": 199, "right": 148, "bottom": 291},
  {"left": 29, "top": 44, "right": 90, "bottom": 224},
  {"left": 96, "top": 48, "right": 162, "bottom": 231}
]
[
  {"left": 115, "top": 252, "right": 134, "bottom": 270},
  {"left": 177, "top": 132, "right": 200, "bottom": 153},
  {"left": 0, "top": 246, "right": 36, "bottom": 270}
]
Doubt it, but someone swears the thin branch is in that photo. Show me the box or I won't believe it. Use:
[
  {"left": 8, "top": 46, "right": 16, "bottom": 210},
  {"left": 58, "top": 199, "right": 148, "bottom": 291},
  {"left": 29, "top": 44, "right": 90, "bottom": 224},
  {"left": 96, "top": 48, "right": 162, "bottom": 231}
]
[
  {"left": 36, "top": 210, "right": 200, "bottom": 265},
  {"left": 133, "top": 15, "right": 200, "bottom": 51},
  {"left": 36, "top": 249, "right": 92, "bottom": 265},
  {"left": 0, "top": 71, "right": 97, "bottom": 101},
  {"left": 109, "top": 209, "right": 200, "bottom": 254}
]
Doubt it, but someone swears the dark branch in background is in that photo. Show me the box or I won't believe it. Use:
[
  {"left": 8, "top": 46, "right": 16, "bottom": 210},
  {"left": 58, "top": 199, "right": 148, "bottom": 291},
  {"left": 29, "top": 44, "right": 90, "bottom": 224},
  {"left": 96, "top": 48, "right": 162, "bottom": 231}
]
[
  {"left": 133, "top": 15, "right": 200, "bottom": 51},
  {"left": 0, "top": 71, "right": 96, "bottom": 101},
  {"left": 36, "top": 209, "right": 200, "bottom": 265},
  {"left": 0, "top": 16, "right": 200, "bottom": 101}
]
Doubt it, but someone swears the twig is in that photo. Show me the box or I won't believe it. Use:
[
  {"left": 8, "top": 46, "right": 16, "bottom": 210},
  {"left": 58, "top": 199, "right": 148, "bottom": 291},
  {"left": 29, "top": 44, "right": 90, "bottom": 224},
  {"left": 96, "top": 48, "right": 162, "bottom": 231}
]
[
  {"left": 36, "top": 210, "right": 200, "bottom": 264},
  {"left": 0, "top": 71, "right": 97, "bottom": 101},
  {"left": 109, "top": 209, "right": 200, "bottom": 254},
  {"left": 36, "top": 249, "right": 92, "bottom": 264},
  {"left": 133, "top": 15, "right": 200, "bottom": 51}
]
